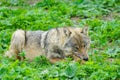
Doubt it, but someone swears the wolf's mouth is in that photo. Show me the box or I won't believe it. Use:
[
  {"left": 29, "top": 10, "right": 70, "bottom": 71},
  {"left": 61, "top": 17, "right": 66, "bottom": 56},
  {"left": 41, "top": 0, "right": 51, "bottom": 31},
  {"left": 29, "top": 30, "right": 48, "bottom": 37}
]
[
  {"left": 74, "top": 52, "right": 82, "bottom": 59},
  {"left": 74, "top": 53, "right": 88, "bottom": 61}
]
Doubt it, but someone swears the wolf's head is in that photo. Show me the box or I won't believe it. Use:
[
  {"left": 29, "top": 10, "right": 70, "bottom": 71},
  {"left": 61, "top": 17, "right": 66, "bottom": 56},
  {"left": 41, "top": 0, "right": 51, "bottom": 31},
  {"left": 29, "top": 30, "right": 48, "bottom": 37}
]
[{"left": 63, "top": 27, "right": 91, "bottom": 61}]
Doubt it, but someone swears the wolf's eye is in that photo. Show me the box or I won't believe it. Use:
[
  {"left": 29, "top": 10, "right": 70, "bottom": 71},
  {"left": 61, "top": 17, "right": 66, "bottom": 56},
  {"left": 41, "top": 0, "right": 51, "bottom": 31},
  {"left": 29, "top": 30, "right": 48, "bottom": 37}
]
[
  {"left": 74, "top": 46, "right": 79, "bottom": 52},
  {"left": 83, "top": 44, "right": 86, "bottom": 48},
  {"left": 84, "top": 45, "right": 86, "bottom": 47}
]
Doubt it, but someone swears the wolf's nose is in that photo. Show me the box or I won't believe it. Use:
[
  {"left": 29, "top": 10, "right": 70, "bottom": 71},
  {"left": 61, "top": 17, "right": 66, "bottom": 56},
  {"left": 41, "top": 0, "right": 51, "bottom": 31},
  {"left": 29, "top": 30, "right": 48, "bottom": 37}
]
[{"left": 83, "top": 58, "right": 88, "bottom": 61}]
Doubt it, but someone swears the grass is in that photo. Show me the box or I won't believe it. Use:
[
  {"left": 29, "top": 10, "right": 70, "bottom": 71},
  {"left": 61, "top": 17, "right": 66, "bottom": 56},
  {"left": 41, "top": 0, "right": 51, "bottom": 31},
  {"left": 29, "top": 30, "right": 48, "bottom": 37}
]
[{"left": 0, "top": 0, "right": 120, "bottom": 79}]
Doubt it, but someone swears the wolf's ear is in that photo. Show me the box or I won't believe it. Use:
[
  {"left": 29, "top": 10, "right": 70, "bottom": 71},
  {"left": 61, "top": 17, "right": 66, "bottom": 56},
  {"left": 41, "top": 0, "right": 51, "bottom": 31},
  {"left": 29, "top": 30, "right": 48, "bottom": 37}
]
[
  {"left": 64, "top": 28, "right": 71, "bottom": 37},
  {"left": 81, "top": 27, "right": 88, "bottom": 35}
]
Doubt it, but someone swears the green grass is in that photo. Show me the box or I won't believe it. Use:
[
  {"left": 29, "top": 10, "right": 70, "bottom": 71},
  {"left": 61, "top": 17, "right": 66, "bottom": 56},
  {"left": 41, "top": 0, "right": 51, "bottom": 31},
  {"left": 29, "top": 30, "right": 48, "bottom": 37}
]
[{"left": 0, "top": 0, "right": 120, "bottom": 79}]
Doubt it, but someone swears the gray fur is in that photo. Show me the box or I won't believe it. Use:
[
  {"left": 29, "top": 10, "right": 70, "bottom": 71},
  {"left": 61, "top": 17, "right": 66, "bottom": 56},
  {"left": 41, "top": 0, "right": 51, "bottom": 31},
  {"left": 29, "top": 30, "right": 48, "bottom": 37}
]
[{"left": 5, "top": 27, "right": 91, "bottom": 62}]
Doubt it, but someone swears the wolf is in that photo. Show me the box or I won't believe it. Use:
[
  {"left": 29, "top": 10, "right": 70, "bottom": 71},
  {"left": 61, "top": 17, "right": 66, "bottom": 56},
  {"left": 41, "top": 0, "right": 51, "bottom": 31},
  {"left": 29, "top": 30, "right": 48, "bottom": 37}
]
[{"left": 5, "top": 27, "right": 91, "bottom": 63}]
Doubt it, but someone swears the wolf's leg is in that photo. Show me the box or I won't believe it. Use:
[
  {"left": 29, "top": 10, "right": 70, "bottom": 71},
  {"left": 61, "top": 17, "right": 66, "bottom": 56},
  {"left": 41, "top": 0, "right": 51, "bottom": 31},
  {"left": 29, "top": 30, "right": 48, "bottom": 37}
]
[
  {"left": 47, "top": 51, "right": 63, "bottom": 63},
  {"left": 49, "top": 58, "right": 63, "bottom": 63},
  {"left": 5, "top": 49, "right": 21, "bottom": 60}
]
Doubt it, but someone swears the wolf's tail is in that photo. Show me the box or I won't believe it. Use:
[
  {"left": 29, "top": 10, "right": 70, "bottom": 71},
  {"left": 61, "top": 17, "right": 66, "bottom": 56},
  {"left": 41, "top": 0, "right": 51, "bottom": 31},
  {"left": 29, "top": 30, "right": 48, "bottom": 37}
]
[{"left": 5, "top": 30, "right": 26, "bottom": 59}]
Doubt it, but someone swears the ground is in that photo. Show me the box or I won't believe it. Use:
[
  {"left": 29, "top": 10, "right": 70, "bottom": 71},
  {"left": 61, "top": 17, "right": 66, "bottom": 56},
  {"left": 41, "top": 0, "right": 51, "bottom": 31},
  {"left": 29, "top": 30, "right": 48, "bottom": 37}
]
[{"left": 0, "top": 0, "right": 120, "bottom": 79}]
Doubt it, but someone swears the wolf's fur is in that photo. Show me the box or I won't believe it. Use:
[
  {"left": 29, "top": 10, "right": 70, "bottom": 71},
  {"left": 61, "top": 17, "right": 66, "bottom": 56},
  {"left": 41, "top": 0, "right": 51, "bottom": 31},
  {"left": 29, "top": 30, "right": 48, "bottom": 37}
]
[{"left": 5, "top": 27, "right": 90, "bottom": 63}]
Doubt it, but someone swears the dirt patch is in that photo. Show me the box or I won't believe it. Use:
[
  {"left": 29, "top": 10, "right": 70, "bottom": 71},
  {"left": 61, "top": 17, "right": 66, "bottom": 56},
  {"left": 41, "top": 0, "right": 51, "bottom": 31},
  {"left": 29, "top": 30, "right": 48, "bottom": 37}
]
[
  {"left": 71, "top": 17, "right": 80, "bottom": 21},
  {"left": 71, "top": 17, "right": 80, "bottom": 26},
  {"left": 102, "top": 12, "right": 120, "bottom": 21},
  {"left": 27, "top": 0, "right": 41, "bottom": 5}
]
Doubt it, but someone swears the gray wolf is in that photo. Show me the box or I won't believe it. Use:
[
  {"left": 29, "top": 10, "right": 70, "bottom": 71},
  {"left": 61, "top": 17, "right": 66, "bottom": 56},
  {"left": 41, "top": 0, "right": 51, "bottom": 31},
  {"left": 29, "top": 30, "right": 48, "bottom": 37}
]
[{"left": 5, "top": 27, "right": 91, "bottom": 63}]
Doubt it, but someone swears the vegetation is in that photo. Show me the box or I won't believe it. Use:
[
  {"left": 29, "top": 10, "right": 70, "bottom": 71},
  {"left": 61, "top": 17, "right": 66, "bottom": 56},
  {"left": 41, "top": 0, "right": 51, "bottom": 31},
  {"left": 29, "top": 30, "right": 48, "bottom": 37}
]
[{"left": 0, "top": 0, "right": 120, "bottom": 79}]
